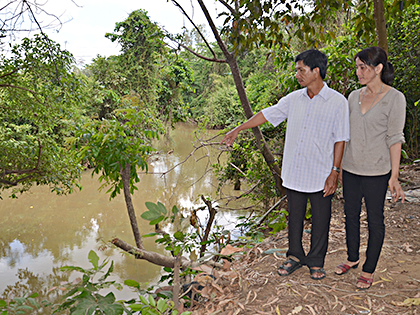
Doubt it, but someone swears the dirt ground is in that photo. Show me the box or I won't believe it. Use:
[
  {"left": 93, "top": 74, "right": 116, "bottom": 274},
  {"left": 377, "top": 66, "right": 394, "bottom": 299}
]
[{"left": 188, "top": 163, "right": 420, "bottom": 315}]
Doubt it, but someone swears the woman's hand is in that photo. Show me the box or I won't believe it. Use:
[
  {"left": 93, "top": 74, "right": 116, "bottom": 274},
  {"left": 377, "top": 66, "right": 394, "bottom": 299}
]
[{"left": 389, "top": 177, "right": 405, "bottom": 203}]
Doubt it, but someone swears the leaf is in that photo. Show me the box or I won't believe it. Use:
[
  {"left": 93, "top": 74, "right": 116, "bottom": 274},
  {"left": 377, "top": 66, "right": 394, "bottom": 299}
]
[
  {"left": 173, "top": 245, "right": 182, "bottom": 256},
  {"left": 99, "top": 260, "right": 114, "bottom": 281},
  {"left": 143, "top": 232, "right": 159, "bottom": 238},
  {"left": 220, "top": 244, "right": 244, "bottom": 256},
  {"left": 88, "top": 250, "right": 100, "bottom": 269},
  {"left": 149, "top": 216, "right": 165, "bottom": 225},
  {"left": 156, "top": 201, "right": 167, "bottom": 215},
  {"left": 124, "top": 279, "right": 140, "bottom": 289},
  {"left": 139, "top": 295, "right": 149, "bottom": 305},
  {"left": 379, "top": 276, "right": 392, "bottom": 282},
  {"left": 141, "top": 211, "right": 161, "bottom": 222},
  {"left": 128, "top": 304, "right": 144, "bottom": 311},
  {"left": 157, "top": 298, "right": 168, "bottom": 312},
  {"left": 60, "top": 266, "right": 86, "bottom": 273},
  {"left": 172, "top": 205, "right": 179, "bottom": 215},
  {"left": 145, "top": 202, "right": 161, "bottom": 214},
  {"left": 392, "top": 298, "right": 420, "bottom": 306},
  {"left": 148, "top": 294, "right": 156, "bottom": 307},
  {"left": 174, "top": 231, "right": 185, "bottom": 241}
]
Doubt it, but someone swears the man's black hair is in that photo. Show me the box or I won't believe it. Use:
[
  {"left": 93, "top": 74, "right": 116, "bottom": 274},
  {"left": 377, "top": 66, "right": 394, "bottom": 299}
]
[{"left": 295, "top": 49, "right": 328, "bottom": 79}]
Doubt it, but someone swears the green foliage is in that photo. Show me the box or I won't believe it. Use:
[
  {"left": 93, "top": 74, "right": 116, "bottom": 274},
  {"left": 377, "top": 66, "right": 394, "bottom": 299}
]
[
  {"left": 157, "top": 57, "right": 194, "bottom": 127},
  {"left": 125, "top": 282, "right": 190, "bottom": 315},
  {"left": 200, "top": 74, "right": 242, "bottom": 128},
  {"left": 71, "top": 99, "right": 163, "bottom": 199},
  {"left": 267, "top": 208, "right": 289, "bottom": 234},
  {"left": 52, "top": 251, "right": 191, "bottom": 315},
  {"left": 141, "top": 202, "right": 198, "bottom": 264},
  {"left": 0, "top": 34, "right": 86, "bottom": 198},
  {"left": 217, "top": 0, "right": 417, "bottom": 54},
  {"left": 0, "top": 293, "right": 41, "bottom": 315},
  {"left": 53, "top": 250, "right": 125, "bottom": 315},
  {"left": 214, "top": 132, "right": 283, "bottom": 208},
  {"left": 388, "top": 4, "right": 420, "bottom": 159},
  {"left": 83, "top": 56, "right": 126, "bottom": 119},
  {"left": 105, "top": 9, "right": 165, "bottom": 105},
  {"left": 322, "top": 36, "right": 360, "bottom": 97}
]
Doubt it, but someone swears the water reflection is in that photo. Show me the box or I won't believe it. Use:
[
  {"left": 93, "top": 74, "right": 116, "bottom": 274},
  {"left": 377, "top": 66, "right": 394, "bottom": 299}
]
[{"left": 0, "top": 123, "right": 247, "bottom": 300}]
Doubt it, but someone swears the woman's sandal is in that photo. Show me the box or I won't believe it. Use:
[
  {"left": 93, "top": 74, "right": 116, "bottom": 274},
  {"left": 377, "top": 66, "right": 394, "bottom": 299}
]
[
  {"left": 356, "top": 275, "right": 373, "bottom": 290},
  {"left": 335, "top": 262, "right": 359, "bottom": 275},
  {"left": 309, "top": 267, "right": 326, "bottom": 280},
  {"left": 277, "top": 258, "right": 302, "bottom": 276}
]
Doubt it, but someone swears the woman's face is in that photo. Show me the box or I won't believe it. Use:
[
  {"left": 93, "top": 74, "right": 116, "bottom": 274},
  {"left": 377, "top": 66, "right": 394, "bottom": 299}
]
[
  {"left": 355, "top": 57, "right": 381, "bottom": 85},
  {"left": 356, "top": 58, "right": 383, "bottom": 85}
]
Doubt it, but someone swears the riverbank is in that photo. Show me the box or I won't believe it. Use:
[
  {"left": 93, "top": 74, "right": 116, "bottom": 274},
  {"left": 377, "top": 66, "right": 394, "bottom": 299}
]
[{"left": 187, "top": 163, "right": 420, "bottom": 314}]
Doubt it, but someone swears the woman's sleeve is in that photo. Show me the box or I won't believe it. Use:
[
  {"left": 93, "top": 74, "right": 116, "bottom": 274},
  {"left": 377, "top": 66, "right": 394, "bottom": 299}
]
[{"left": 386, "top": 91, "right": 406, "bottom": 148}]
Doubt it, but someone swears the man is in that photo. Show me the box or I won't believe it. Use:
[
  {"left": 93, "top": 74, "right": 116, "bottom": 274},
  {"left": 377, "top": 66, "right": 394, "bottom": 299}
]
[{"left": 221, "top": 49, "right": 349, "bottom": 280}]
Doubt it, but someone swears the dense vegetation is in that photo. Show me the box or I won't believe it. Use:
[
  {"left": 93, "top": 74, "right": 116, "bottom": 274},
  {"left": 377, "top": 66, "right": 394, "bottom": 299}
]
[{"left": 1, "top": 1, "right": 419, "bottom": 314}]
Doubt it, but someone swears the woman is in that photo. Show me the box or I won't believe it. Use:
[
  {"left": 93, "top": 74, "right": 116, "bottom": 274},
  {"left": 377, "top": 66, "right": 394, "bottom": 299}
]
[{"left": 334, "top": 46, "right": 406, "bottom": 290}]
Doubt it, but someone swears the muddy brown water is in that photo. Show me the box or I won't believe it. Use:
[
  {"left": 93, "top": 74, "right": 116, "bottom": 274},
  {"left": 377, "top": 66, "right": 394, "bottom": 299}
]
[{"left": 0, "top": 123, "right": 247, "bottom": 300}]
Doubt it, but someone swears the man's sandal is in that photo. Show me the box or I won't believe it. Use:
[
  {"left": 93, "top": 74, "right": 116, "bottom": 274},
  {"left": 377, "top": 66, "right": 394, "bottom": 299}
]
[
  {"left": 356, "top": 275, "right": 373, "bottom": 290},
  {"left": 277, "top": 258, "right": 302, "bottom": 276},
  {"left": 335, "top": 262, "right": 359, "bottom": 275},
  {"left": 309, "top": 267, "right": 326, "bottom": 280}
]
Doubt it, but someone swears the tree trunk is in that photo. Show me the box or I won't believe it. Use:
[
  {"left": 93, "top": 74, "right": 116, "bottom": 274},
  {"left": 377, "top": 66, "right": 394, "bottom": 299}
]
[
  {"left": 121, "top": 163, "right": 144, "bottom": 249},
  {"left": 373, "top": 0, "right": 388, "bottom": 53},
  {"left": 197, "top": 0, "right": 285, "bottom": 196}
]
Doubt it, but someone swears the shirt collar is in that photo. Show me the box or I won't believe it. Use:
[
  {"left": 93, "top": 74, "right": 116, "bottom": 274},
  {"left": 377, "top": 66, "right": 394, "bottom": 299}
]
[{"left": 301, "top": 82, "right": 330, "bottom": 100}]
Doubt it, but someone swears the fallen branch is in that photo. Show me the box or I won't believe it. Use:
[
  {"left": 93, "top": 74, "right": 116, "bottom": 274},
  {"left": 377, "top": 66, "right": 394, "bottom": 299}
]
[
  {"left": 254, "top": 195, "right": 287, "bottom": 227},
  {"left": 111, "top": 238, "right": 223, "bottom": 269}
]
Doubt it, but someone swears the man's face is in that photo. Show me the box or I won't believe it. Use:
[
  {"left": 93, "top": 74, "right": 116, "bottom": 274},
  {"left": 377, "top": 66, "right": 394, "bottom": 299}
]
[{"left": 295, "top": 60, "right": 317, "bottom": 87}]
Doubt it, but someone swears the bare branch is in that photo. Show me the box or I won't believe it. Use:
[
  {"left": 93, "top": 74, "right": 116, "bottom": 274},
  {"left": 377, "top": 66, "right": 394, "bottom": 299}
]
[
  {"left": 177, "top": 42, "right": 226, "bottom": 63},
  {"left": 141, "top": 141, "right": 222, "bottom": 177},
  {"left": 196, "top": 0, "right": 231, "bottom": 58},
  {"left": 170, "top": 0, "right": 220, "bottom": 60},
  {"left": 217, "top": 0, "right": 236, "bottom": 15}
]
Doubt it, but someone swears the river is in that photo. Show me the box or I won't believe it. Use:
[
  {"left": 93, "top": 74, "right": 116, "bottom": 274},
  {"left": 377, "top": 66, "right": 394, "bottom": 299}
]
[{"left": 0, "top": 123, "right": 247, "bottom": 302}]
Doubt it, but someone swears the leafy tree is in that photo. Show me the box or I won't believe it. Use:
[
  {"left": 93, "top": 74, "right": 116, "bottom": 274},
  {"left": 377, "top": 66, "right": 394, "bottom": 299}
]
[
  {"left": 157, "top": 56, "right": 194, "bottom": 131},
  {"left": 105, "top": 9, "right": 166, "bottom": 106},
  {"left": 0, "top": 34, "right": 86, "bottom": 198},
  {"left": 72, "top": 98, "right": 162, "bottom": 250},
  {"left": 83, "top": 55, "right": 126, "bottom": 120},
  {"left": 388, "top": 3, "right": 420, "bottom": 158},
  {"left": 101, "top": 9, "right": 193, "bottom": 129}
]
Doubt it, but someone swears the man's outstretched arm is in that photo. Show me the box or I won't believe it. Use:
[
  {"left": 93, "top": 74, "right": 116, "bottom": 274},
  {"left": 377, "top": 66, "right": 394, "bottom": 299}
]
[{"left": 220, "top": 112, "right": 268, "bottom": 147}]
